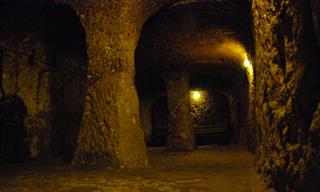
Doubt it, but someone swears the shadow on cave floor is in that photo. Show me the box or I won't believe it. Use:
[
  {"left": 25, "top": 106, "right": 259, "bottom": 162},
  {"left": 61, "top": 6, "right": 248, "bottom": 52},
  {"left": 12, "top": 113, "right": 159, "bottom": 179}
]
[{"left": 0, "top": 146, "right": 273, "bottom": 192}]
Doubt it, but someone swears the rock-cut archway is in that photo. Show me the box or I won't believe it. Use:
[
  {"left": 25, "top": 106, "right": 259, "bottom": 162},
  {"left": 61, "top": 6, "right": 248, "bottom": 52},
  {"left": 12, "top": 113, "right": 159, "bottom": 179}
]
[{"left": 0, "top": 2, "right": 88, "bottom": 162}]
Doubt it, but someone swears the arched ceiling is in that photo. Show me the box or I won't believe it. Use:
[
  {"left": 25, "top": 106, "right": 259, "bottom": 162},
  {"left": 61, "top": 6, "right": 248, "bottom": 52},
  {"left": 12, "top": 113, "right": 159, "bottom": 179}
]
[
  {"left": 137, "top": 1, "right": 251, "bottom": 75},
  {"left": 135, "top": 0, "right": 252, "bottom": 95}
]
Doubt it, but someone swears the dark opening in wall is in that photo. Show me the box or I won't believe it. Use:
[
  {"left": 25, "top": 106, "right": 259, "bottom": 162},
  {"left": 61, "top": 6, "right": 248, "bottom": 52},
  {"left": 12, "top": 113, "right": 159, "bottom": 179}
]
[
  {"left": 149, "top": 96, "right": 169, "bottom": 147},
  {"left": 135, "top": 72, "right": 167, "bottom": 145},
  {"left": 45, "top": 5, "right": 88, "bottom": 163},
  {"left": 0, "top": 96, "right": 27, "bottom": 162}
]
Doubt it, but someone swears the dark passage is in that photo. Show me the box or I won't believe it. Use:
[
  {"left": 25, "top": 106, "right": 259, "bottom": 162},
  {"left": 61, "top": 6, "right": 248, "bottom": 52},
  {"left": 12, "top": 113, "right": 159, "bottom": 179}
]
[
  {"left": 150, "top": 96, "right": 168, "bottom": 147},
  {"left": 0, "top": 96, "right": 27, "bottom": 162},
  {"left": 46, "top": 5, "right": 88, "bottom": 163}
]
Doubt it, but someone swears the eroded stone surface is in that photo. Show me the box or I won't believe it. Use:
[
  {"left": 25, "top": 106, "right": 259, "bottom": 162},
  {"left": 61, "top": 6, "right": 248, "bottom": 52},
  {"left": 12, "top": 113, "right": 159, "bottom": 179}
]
[
  {"left": 252, "top": 0, "right": 320, "bottom": 190},
  {"left": 162, "top": 70, "right": 196, "bottom": 150}
]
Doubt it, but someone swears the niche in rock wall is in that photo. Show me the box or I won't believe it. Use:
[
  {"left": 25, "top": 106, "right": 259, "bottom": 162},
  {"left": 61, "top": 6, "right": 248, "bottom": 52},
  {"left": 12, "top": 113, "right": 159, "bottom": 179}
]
[{"left": 0, "top": 96, "right": 27, "bottom": 162}]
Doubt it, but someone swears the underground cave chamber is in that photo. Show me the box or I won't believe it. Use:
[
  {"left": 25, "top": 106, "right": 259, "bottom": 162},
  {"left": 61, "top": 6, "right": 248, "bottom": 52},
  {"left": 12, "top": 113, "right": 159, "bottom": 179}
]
[{"left": 0, "top": 0, "right": 320, "bottom": 191}]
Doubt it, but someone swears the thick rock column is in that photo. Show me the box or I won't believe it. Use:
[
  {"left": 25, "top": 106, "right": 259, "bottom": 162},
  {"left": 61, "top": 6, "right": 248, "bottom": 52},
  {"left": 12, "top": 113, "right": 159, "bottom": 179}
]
[
  {"left": 162, "top": 70, "right": 196, "bottom": 150},
  {"left": 71, "top": 4, "right": 147, "bottom": 168}
]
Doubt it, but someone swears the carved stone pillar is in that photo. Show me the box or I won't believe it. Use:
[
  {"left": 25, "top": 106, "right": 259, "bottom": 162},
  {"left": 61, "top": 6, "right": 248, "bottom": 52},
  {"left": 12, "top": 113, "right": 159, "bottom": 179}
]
[{"left": 162, "top": 70, "right": 196, "bottom": 150}]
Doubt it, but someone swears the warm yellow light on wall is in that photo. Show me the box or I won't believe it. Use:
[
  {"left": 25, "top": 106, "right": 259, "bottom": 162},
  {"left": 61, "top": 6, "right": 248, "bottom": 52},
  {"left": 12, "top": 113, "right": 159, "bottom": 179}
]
[
  {"left": 191, "top": 91, "right": 201, "bottom": 101},
  {"left": 244, "top": 58, "right": 251, "bottom": 68},
  {"left": 243, "top": 56, "right": 253, "bottom": 76}
]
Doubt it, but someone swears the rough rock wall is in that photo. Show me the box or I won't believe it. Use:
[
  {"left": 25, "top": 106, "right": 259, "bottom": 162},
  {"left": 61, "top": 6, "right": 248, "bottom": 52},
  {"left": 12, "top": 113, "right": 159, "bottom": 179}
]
[
  {"left": 227, "top": 95, "right": 240, "bottom": 144},
  {"left": 0, "top": 5, "right": 51, "bottom": 158},
  {"left": 253, "top": 0, "right": 320, "bottom": 190},
  {"left": 0, "top": 44, "right": 50, "bottom": 158},
  {"left": 227, "top": 93, "right": 248, "bottom": 145}
]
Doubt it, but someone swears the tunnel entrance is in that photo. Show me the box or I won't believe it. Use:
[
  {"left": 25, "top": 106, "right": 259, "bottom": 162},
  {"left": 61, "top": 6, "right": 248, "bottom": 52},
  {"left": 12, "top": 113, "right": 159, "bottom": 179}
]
[
  {"left": 45, "top": 5, "right": 88, "bottom": 162},
  {"left": 0, "top": 96, "right": 27, "bottom": 162},
  {"left": 149, "top": 96, "right": 169, "bottom": 147},
  {"left": 148, "top": 91, "right": 231, "bottom": 147},
  {"left": 135, "top": 0, "right": 253, "bottom": 151}
]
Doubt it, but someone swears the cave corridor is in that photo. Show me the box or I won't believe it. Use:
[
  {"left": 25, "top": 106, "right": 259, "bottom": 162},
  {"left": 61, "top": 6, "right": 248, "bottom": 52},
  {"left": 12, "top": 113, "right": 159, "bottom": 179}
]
[{"left": 0, "top": 0, "right": 319, "bottom": 191}]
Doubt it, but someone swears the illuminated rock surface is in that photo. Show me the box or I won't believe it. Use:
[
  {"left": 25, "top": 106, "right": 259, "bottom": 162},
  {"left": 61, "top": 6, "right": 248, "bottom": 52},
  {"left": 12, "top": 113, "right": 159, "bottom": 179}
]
[{"left": 0, "top": 146, "right": 272, "bottom": 192}]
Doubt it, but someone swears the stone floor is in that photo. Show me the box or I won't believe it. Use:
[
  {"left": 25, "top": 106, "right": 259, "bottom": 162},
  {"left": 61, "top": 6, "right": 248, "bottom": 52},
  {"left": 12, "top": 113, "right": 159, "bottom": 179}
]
[{"left": 0, "top": 146, "right": 274, "bottom": 192}]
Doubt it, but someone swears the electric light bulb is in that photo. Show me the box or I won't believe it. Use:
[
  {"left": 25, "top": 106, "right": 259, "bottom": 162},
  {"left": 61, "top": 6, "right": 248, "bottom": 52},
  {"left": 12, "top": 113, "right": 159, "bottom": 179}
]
[{"left": 191, "top": 91, "right": 201, "bottom": 101}]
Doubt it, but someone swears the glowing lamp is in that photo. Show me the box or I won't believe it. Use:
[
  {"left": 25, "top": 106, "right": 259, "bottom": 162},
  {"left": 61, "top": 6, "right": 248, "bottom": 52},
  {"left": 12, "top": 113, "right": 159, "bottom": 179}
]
[{"left": 191, "top": 91, "right": 201, "bottom": 101}]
